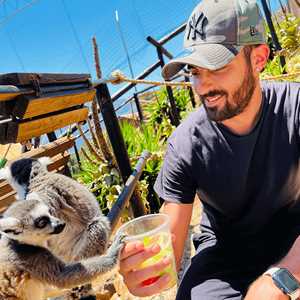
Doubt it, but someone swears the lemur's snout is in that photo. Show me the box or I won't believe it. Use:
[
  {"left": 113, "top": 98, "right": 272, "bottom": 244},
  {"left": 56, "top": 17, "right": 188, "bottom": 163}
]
[{"left": 52, "top": 222, "right": 66, "bottom": 234}]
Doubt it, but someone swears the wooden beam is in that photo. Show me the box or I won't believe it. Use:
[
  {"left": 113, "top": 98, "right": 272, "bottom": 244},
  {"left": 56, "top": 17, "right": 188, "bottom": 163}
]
[
  {"left": 0, "top": 124, "right": 7, "bottom": 144},
  {"left": 47, "top": 153, "right": 70, "bottom": 172},
  {"left": 0, "top": 92, "right": 21, "bottom": 102},
  {"left": 0, "top": 153, "right": 71, "bottom": 211},
  {"left": 19, "top": 136, "right": 75, "bottom": 159},
  {"left": 0, "top": 85, "right": 22, "bottom": 102},
  {"left": 0, "top": 180, "right": 13, "bottom": 197},
  {"left": 7, "top": 107, "right": 88, "bottom": 143},
  {"left": 12, "top": 89, "right": 95, "bottom": 119},
  {"left": 0, "top": 191, "right": 16, "bottom": 212}
]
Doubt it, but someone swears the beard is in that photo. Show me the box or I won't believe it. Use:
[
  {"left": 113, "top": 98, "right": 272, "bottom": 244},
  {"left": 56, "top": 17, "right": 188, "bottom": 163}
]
[{"left": 201, "top": 65, "right": 256, "bottom": 122}]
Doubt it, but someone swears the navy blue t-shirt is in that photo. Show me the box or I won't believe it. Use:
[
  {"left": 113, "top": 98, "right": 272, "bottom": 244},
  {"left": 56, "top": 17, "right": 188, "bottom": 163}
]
[{"left": 154, "top": 81, "right": 300, "bottom": 245}]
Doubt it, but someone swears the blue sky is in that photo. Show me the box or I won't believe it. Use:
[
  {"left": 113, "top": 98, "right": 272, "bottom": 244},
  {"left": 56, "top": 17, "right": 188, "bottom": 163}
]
[{"left": 0, "top": 0, "right": 286, "bottom": 108}]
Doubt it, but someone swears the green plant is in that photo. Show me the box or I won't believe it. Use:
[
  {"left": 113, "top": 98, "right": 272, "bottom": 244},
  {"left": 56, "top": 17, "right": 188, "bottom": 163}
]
[
  {"left": 261, "top": 13, "right": 300, "bottom": 81},
  {"left": 74, "top": 156, "right": 123, "bottom": 216},
  {"left": 277, "top": 15, "right": 300, "bottom": 56},
  {"left": 120, "top": 121, "right": 168, "bottom": 212},
  {"left": 143, "top": 86, "right": 194, "bottom": 132}
]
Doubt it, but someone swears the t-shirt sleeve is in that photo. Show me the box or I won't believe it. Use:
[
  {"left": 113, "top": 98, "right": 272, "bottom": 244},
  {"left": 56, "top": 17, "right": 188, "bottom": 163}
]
[{"left": 154, "top": 141, "right": 196, "bottom": 204}]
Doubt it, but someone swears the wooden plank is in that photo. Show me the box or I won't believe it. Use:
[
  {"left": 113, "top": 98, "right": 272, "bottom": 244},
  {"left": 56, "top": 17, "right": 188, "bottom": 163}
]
[
  {"left": 13, "top": 89, "right": 95, "bottom": 119},
  {"left": 7, "top": 107, "right": 88, "bottom": 143},
  {"left": 0, "top": 93, "right": 21, "bottom": 102},
  {"left": 0, "top": 154, "right": 70, "bottom": 211},
  {"left": 0, "top": 123, "right": 7, "bottom": 144},
  {"left": 0, "top": 85, "right": 22, "bottom": 102},
  {"left": 20, "top": 136, "right": 75, "bottom": 159},
  {"left": 0, "top": 181, "right": 13, "bottom": 197},
  {"left": 0, "top": 73, "right": 91, "bottom": 86},
  {"left": 0, "top": 191, "right": 16, "bottom": 212},
  {"left": 47, "top": 153, "right": 70, "bottom": 172}
]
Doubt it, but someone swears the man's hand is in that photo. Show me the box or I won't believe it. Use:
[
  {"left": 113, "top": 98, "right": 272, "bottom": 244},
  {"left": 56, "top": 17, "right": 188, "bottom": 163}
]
[
  {"left": 119, "top": 241, "right": 172, "bottom": 297},
  {"left": 245, "top": 275, "right": 289, "bottom": 300}
]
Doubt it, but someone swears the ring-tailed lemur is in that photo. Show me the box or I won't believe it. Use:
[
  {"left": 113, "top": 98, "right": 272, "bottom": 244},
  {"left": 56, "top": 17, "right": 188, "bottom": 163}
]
[
  {"left": 0, "top": 157, "right": 110, "bottom": 262},
  {"left": 0, "top": 157, "right": 119, "bottom": 299},
  {"left": 0, "top": 198, "right": 125, "bottom": 300}
]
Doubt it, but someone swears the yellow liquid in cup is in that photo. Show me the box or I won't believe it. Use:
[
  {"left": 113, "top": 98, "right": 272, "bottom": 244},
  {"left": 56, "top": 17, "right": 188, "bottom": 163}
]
[{"left": 140, "top": 233, "right": 177, "bottom": 289}]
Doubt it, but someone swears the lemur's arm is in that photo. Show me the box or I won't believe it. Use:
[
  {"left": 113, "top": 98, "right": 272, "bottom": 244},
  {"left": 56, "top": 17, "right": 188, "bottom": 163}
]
[{"left": 16, "top": 234, "right": 124, "bottom": 289}]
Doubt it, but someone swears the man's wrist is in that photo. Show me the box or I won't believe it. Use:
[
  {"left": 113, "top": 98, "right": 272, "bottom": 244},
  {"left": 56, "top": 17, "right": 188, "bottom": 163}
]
[{"left": 262, "top": 273, "right": 290, "bottom": 299}]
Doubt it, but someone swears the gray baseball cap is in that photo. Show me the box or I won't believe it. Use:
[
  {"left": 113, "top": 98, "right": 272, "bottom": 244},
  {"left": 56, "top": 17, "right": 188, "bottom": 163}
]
[{"left": 162, "top": 0, "right": 266, "bottom": 79}]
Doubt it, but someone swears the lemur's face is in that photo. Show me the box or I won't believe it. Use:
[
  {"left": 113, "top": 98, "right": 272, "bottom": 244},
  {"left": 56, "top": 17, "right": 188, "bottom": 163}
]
[{"left": 0, "top": 199, "right": 65, "bottom": 247}]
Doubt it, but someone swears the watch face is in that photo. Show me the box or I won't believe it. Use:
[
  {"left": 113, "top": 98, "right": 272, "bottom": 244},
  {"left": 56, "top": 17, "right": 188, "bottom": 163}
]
[{"left": 273, "top": 269, "right": 300, "bottom": 294}]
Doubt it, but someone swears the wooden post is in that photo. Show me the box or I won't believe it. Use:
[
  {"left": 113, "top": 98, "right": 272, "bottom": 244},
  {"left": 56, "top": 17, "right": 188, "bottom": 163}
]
[
  {"left": 73, "top": 140, "right": 81, "bottom": 169},
  {"left": 46, "top": 131, "right": 71, "bottom": 176},
  {"left": 47, "top": 132, "right": 57, "bottom": 142},
  {"left": 95, "top": 83, "right": 146, "bottom": 217},
  {"left": 133, "top": 93, "right": 144, "bottom": 122}
]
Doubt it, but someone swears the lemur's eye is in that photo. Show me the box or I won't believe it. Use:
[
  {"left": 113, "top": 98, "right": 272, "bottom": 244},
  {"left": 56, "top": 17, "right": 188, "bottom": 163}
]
[{"left": 35, "top": 216, "right": 50, "bottom": 229}]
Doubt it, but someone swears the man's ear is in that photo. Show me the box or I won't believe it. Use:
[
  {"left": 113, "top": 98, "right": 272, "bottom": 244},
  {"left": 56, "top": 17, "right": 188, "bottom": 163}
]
[
  {"left": 252, "top": 44, "right": 270, "bottom": 73},
  {"left": 0, "top": 217, "right": 20, "bottom": 232}
]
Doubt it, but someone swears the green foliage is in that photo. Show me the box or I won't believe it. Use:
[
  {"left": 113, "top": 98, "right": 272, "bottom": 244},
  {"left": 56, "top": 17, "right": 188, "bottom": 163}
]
[
  {"left": 277, "top": 15, "right": 300, "bottom": 56},
  {"left": 74, "top": 158, "right": 123, "bottom": 216},
  {"left": 144, "top": 87, "right": 194, "bottom": 130},
  {"left": 120, "top": 121, "right": 168, "bottom": 212},
  {"left": 261, "top": 13, "right": 300, "bottom": 81},
  {"left": 261, "top": 55, "right": 286, "bottom": 78},
  {"left": 120, "top": 121, "right": 165, "bottom": 156}
]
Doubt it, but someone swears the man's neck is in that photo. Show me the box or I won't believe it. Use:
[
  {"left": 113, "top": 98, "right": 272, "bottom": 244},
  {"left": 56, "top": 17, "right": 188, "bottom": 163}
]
[{"left": 220, "top": 84, "right": 263, "bottom": 136}]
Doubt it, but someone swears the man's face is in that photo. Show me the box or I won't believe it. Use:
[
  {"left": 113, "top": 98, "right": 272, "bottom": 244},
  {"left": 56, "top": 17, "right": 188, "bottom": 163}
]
[{"left": 191, "top": 47, "right": 257, "bottom": 122}]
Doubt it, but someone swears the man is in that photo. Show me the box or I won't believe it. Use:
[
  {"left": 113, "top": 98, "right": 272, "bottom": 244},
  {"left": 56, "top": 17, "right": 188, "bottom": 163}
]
[{"left": 120, "top": 0, "right": 300, "bottom": 299}]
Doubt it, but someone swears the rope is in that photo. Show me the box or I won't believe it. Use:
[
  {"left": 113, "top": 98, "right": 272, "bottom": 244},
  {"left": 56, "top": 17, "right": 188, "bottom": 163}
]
[
  {"left": 96, "top": 70, "right": 300, "bottom": 88},
  {"left": 95, "top": 70, "right": 192, "bottom": 87}
]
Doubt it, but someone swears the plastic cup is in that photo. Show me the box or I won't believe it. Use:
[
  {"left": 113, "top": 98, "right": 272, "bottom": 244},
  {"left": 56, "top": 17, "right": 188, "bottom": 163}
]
[{"left": 117, "top": 213, "right": 177, "bottom": 289}]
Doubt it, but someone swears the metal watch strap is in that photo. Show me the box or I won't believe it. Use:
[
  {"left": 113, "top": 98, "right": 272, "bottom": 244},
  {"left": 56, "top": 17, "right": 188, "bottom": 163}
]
[
  {"left": 264, "top": 267, "right": 300, "bottom": 300},
  {"left": 264, "top": 267, "right": 281, "bottom": 277}
]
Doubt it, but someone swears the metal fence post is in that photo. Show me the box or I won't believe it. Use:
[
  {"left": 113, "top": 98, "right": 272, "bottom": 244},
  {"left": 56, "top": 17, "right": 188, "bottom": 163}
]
[
  {"left": 95, "top": 83, "right": 146, "bottom": 217},
  {"left": 133, "top": 93, "right": 144, "bottom": 122},
  {"left": 156, "top": 48, "right": 180, "bottom": 126},
  {"left": 261, "top": 0, "right": 286, "bottom": 68},
  {"left": 185, "top": 77, "right": 196, "bottom": 108}
]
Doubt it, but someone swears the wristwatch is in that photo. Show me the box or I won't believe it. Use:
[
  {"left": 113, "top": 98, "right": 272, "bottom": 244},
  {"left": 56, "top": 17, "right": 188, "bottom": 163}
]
[{"left": 264, "top": 267, "right": 300, "bottom": 300}]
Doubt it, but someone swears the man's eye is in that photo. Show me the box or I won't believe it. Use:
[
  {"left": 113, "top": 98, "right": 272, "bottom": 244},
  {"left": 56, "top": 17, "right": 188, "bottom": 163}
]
[{"left": 35, "top": 216, "right": 49, "bottom": 229}]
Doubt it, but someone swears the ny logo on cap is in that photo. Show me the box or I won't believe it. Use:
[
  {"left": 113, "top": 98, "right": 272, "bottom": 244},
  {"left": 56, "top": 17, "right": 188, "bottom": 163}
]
[
  {"left": 250, "top": 25, "right": 258, "bottom": 36},
  {"left": 187, "top": 12, "right": 208, "bottom": 41}
]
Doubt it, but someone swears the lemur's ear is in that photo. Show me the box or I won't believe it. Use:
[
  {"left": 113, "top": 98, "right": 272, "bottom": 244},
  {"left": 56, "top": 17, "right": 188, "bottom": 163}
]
[
  {"left": 0, "top": 166, "right": 11, "bottom": 180},
  {"left": 0, "top": 217, "right": 20, "bottom": 233},
  {"left": 37, "top": 157, "right": 52, "bottom": 167}
]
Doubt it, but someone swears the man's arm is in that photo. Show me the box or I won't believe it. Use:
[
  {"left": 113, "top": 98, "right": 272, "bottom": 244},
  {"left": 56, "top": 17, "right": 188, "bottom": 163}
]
[
  {"left": 163, "top": 201, "right": 194, "bottom": 270},
  {"left": 119, "top": 201, "right": 193, "bottom": 297},
  {"left": 245, "top": 235, "right": 300, "bottom": 300}
]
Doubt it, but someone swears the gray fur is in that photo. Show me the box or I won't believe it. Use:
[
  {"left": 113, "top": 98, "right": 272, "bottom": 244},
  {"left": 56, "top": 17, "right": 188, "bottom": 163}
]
[
  {"left": 0, "top": 199, "right": 125, "bottom": 300},
  {"left": 2, "top": 157, "right": 110, "bottom": 262}
]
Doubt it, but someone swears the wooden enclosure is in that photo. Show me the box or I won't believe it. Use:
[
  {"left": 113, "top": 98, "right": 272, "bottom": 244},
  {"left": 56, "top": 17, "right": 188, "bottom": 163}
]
[
  {"left": 0, "top": 136, "right": 75, "bottom": 212},
  {"left": 0, "top": 73, "right": 95, "bottom": 144}
]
